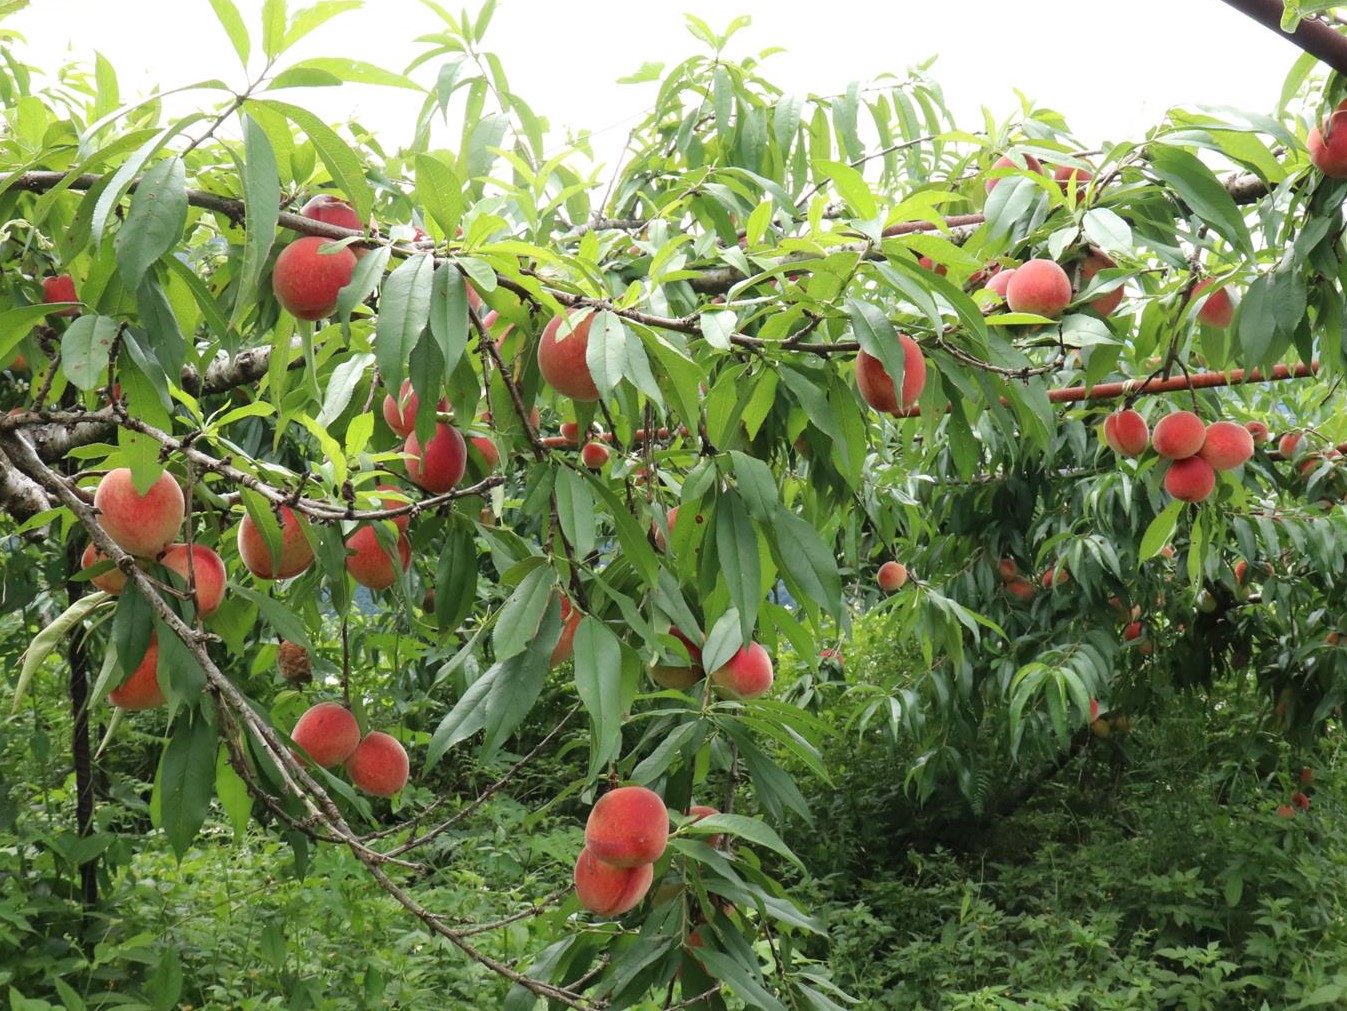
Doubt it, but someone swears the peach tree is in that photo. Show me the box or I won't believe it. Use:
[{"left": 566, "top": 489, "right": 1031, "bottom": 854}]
[{"left": 3, "top": 0, "right": 1347, "bottom": 1005}]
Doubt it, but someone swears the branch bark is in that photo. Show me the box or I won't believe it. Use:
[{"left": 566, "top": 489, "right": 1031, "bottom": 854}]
[{"left": 1219, "top": 0, "right": 1347, "bottom": 75}]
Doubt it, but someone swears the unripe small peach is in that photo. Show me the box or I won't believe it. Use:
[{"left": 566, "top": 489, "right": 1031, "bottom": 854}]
[
  {"left": 877, "top": 561, "right": 908, "bottom": 592},
  {"left": 1292, "top": 790, "right": 1311, "bottom": 812},
  {"left": 345, "top": 731, "right": 409, "bottom": 796},
  {"left": 93, "top": 468, "right": 185, "bottom": 559},
  {"left": 291, "top": 702, "right": 360, "bottom": 768},
  {"left": 1276, "top": 803, "right": 1296, "bottom": 819},
  {"left": 1005, "top": 259, "right": 1072, "bottom": 318},
  {"left": 918, "top": 255, "right": 947, "bottom": 276},
  {"left": 1152, "top": 411, "right": 1206, "bottom": 460}
]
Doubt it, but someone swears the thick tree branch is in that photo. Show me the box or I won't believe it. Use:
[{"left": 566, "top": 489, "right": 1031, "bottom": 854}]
[{"left": 1219, "top": 0, "right": 1347, "bottom": 75}]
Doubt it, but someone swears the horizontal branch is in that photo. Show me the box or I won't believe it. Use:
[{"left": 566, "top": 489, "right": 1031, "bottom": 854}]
[{"left": 1219, "top": 0, "right": 1347, "bottom": 76}]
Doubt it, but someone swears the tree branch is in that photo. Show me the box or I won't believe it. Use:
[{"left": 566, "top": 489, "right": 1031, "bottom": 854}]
[{"left": 1219, "top": 0, "right": 1347, "bottom": 75}]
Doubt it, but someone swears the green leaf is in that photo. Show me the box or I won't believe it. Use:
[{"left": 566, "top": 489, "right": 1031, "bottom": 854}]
[
  {"left": 770, "top": 508, "right": 843, "bottom": 621},
  {"left": 253, "top": 98, "right": 373, "bottom": 223},
  {"left": 61, "top": 314, "right": 119, "bottom": 391},
  {"left": 574, "top": 617, "right": 624, "bottom": 779},
  {"left": 1140, "top": 499, "right": 1184, "bottom": 562},
  {"left": 492, "top": 564, "right": 556, "bottom": 662},
  {"left": 207, "top": 0, "right": 251, "bottom": 67},
  {"left": 215, "top": 746, "right": 253, "bottom": 840},
  {"left": 156, "top": 711, "right": 217, "bottom": 858},
  {"left": 114, "top": 156, "right": 187, "bottom": 293},
  {"left": 428, "top": 263, "right": 469, "bottom": 377},
  {"left": 555, "top": 467, "right": 596, "bottom": 559},
  {"left": 375, "top": 252, "right": 435, "bottom": 397},
  {"left": 13, "top": 591, "right": 109, "bottom": 713},
  {"left": 1081, "top": 207, "right": 1132, "bottom": 250},
  {"left": 434, "top": 521, "right": 479, "bottom": 633},
  {"left": 278, "top": 57, "right": 419, "bottom": 90},
  {"left": 814, "top": 158, "right": 877, "bottom": 219},
  {"left": 232, "top": 586, "right": 312, "bottom": 650},
  {"left": 113, "top": 582, "right": 153, "bottom": 680},
  {"left": 1148, "top": 144, "right": 1253, "bottom": 257},
  {"left": 700, "top": 309, "right": 736, "bottom": 351},
  {"left": 233, "top": 115, "right": 280, "bottom": 328},
  {"left": 0, "top": 304, "right": 63, "bottom": 360},
  {"left": 481, "top": 599, "right": 560, "bottom": 757},
  {"left": 716, "top": 491, "right": 761, "bottom": 643},
  {"left": 260, "top": 0, "right": 286, "bottom": 58},
  {"left": 414, "top": 153, "right": 463, "bottom": 238}
]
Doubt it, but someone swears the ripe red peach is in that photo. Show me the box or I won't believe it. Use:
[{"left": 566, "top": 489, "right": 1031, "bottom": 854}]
[
  {"left": 382, "top": 379, "right": 449, "bottom": 437},
  {"left": 649, "top": 627, "right": 704, "bottom": 689},
  {"left": 1104, "top": 409, "right": 1149, "bottom": 457},
  {"left": 985, "top": 153, "right": 1044, "bottom": 194},
  {"left": 1245, "top": 420, "right": 1270, "bottom": 443},
  {"left": 855, "top": 333, "right": 927, "bottom": 414},
  {"left": 573, "top": 847, "right": 654, "bottom": 916},
  {"left": 291, "top": 702, "right": 361, "bottom": 768},
  {"left": 917, "top": 255, "right": 947, "bottom": 276},
  {"left": 687, "top": 804, "right": 723, "bottom": 847},
  {"left": 1190, "top": 280, "right": 1235, "bottom": 328},
  {"left": 1005, "top": 259, "right": 1072, "bottom": 318},
  {"left": 271, "top": 236, "right": 357, "bottom": 321},
  {"left": 983, "top": 268, "right": 1016, "bottom": 302},
  {"left": 108, "top": 635, "right": 164, "bottom": 710},
  {"left": 404, "top": 423, "right": 467, "bottom": 493},
  {"left": 344, "top": 526, "right": 411, "bottom": 590},
  {"left": 80, "top": 543, "right": 127, "bottom": 594},
  {"left": 1005, "top": 577, "right": 1037, "bottom": 602},
  {"left": 41, "top": 274, "right": 79, "bottom": 316},
  {"left": 877, "top": 561, "right": 908, "bottom": 592},
  {"left": 1198, "top": 421, "right": 1255, "bottom": 471},
  {"left": 1041, "top": 565, "right": 1069, "bottom": 589},
  {"left": 1278, "top": 432, "right": 1304, "bottom": 458},
  {"left": 550, "top": 596, "right": 583, "bottom": 667},
  {"left": 1308, "top": 102, "right": 1347, "bottom": 178},
  {"left": 159, "top": 543, "right": 227, "bottom": 617},
  {"left": 470, "top": 436, "right": 500, "bottom": 471},
  {"left": 709, "top": 641, "right": 774, "bottom": 700},
  {"left": 345, "top": 731, "right": 409, "bottom": 796},
  {"left": 371, "top": 484, "right": 411, "bottom": 534},
  {"left": 581, "top": 441, "right": 610, "bottom": 469},
  {"left": 584, "top": 785, "right": 670, "bottom": 867},
  {"left": 300, "top": 194, "right": 361, "bottom": 233},
  {"left": 1079, "top": 247, "right": 1123, "bottom": 316},
  {"left": 1053, "top": 164, "right": 1093, "bottom": 200},
  {"left": 1164, "top": 456, "right": 1217, "bottom": 503},
  {"left": 1152, "top": 411, "right": 1206, "bottom": 460},
  {"left": 538, "top": 311, "right": 601, "bottom": 401},
  {"left": 560, "top": 421, "right": 582, "bottom": 444},
  {"left": 93, "top": 468, "right": 184, "bottom": 558},
  {"left": 237, "top": 505, "right": 314, "bottom": 579}
]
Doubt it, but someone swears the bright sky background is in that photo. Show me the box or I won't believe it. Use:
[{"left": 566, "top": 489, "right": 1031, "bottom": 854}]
[{"left": 5, "top": 0, "right": 1309, "bottom": 176}]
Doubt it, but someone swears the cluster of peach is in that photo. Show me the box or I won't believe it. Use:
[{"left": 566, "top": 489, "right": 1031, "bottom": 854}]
[
  {"left": 572, "top": 785, "right": 721, "bottom": 918},
  {"left": 1275, "top": 766, "right": 1314, "bottom": 819},
  {"left": 993, "top": 556, "right": 1069, "bottom": 603},
  {"left": 1104, "top": 408, "right": 1257, "bottom": 503},
  {"left": 290, "top": 701, "right": 409, "bottom": 797}
]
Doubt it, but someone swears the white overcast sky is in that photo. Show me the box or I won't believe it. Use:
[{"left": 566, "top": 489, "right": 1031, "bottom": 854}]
[{"left": 6, "top": 0, "right": 1308, "bottom": 173}]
